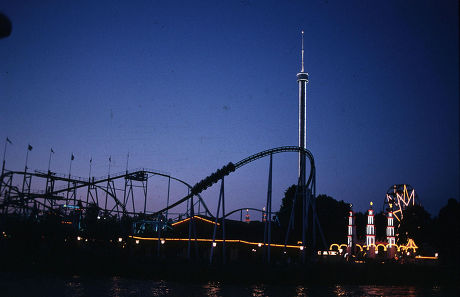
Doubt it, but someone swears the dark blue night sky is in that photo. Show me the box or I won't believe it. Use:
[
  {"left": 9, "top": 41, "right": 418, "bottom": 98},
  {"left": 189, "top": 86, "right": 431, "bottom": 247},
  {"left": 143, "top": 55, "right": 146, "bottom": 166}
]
[{"left": 1, "top": 1, "right": 458, "bottom": 216}]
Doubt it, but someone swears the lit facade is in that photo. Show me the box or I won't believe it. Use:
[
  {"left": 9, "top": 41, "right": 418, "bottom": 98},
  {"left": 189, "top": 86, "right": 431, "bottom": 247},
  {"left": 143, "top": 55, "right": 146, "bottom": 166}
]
[
  {"left": 366, "top": 203, "right": 376, "bottom": 258},
  {"left": 386, "top": 211, "right": 396, "bottom": 258},
  {"left": 346, "top": 208, "right": 356, "bottom": 255}
]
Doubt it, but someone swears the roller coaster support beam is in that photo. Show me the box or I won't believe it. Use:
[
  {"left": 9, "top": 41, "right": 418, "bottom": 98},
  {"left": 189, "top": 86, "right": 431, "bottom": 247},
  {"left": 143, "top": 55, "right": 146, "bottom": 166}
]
[
  {"left": 264, "top": 153, "right": 273, "bottom": 263},
  {"left": 210, "top": 177, "right": 226, "bottom": 264},
  {"left": 187, "top": 190, "right": 192, "bottom": 259},
  {"left": 187, "top": 192, "right": 199, "bottom": 260},
  {"left": 166, "top": 177, "right": 171, "bottom": 221},
  {"left": 302, "top": 158, "right": 308, "bottom": 263}
]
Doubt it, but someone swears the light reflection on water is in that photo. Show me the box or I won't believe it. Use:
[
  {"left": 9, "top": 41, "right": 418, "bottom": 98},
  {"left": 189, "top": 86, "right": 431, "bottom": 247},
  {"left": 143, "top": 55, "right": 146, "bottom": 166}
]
[
  {"left": 250, "top": 283, "right": 266, "bottom": 297},
  {"left": 0, "top": 272, "right": 457, "bottom": 297},
  {"left": 295, "top": 285, "right": 307, "bottom": 297},
  {"left": 203, "top": 281, "right": 221, "bottom": 297}
]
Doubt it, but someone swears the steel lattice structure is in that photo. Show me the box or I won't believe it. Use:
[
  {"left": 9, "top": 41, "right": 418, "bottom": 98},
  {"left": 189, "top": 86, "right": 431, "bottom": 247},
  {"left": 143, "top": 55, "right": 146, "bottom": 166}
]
[
  {"left": 0, "top": 146, "right": 325, "bottom": 263},
  {"left": 0, "top": 168, "right": 211, "bottom": 220}
]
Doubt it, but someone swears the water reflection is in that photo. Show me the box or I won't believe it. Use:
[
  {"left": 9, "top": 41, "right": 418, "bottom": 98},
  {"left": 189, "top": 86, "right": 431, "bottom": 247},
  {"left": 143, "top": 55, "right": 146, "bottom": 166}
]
[
  {"left": 151, "top": 280, "right": 171, "bottom": 296},
  {"left": 251, "top": 284, "right": 266, "bottom": 297},
  {"left": 0, "top": 270, "right": 456, "bottom": 297},
  {"left": 111, "top": 276, "right": 123, "bottom": 297},
  {"left": 295, "top": 285, "right": 307, "bottom": 297},
  {"left": 203, "top": 281, "right": 221, "bottom": 297},
  {"left": 359, "top": 285, "right": 420, "bottom": 297},
  {"left": 334, "top": 284, "right": 346, "bottom": 296},
  {"left": 64, "top": 274, "right": 84, "bottom": 297}
]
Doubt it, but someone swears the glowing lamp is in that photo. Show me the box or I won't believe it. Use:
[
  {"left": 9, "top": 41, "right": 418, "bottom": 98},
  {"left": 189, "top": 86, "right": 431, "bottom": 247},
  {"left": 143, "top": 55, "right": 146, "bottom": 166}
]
[
  {"left": 161, "top": 240, "right": 165, "bottom": 245},
  {"left": 77, "top": 236, "right": 81, "bottom": 241},
  {"left": 258, "top": 243, "right": 262, "bottom": 247},
  {"left": 212, "top": 242, "right": 217, "bottom": 247},
  {"left": 299, "top": 246, "right": 304, "bottom": 251},
  {"left": 435, "top": 253, "right": 438, "bottom": 258},
  {"left": 118, "top": 237, "right": 123, "bottom": 242},
  {"left": 135, "top": 240, "right": 140, "bottom": 244}
]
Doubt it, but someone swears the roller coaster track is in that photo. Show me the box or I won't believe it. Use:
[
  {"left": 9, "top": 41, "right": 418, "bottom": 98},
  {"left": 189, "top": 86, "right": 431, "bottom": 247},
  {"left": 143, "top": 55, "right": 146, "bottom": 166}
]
[
  {"left": 1, "top": 146, "right": 314, "bottom": 220},
  {"left": 152, "top": 146, "right": 315, "bottom": 216}
]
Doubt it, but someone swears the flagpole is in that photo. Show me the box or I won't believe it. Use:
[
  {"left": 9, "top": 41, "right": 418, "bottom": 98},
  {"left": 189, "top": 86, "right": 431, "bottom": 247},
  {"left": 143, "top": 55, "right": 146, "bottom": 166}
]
[
  {"left": 66, "top": 153, "right": 73, "bottom": 209},
  {"left": 25, "top": 147, "right": 30, "bottom": 172},
  {"left": 104, "top": 156, "right": 111, "bottom": 214},
  {"left": 1, "top": 138, "right": 10, "bottom": 195},
  {"left": 2, "top": 138, "right": 8, "bottom": 168},
  {"left": 22, "top": 145, "right": 32, "bottom": 215},
  {"left": 48, "top": 149, "right": 53, "bottom": 173},
  {"left": 69, "top": 154, "right": 73, "bottom": 178}
]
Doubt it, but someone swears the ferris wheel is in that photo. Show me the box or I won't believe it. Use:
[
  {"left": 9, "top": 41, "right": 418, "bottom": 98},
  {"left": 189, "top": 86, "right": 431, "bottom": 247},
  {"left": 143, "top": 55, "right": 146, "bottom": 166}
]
[{"left": 384, "top": 184, "right": 419, "bottom": 222}]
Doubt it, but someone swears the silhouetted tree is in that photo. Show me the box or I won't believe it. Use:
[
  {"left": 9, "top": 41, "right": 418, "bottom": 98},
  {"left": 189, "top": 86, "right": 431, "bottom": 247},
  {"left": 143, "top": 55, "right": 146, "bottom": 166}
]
[
  {"left": 316, "top": 194, "right": 349, "bottom": 245},
  {"left": 433, "top": 198, "right": 460, "bottom": 263},
  {"left": 398, "top": 204, "right": 432, "bottom": 247},
  {"left": 374, "top": 211, "right": 387, "bottom": 241},
  {"left": 277, "top": 185, "right": 351, "bottom": 246}
]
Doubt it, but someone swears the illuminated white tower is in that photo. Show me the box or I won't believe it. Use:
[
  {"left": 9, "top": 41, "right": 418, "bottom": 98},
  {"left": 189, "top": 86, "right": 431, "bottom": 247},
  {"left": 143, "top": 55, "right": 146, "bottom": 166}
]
[
  {"left": 297, "top": 30, "right": 308, "bottom": 181},
  {"left": 346, "top": 206, "right": 356, "bottom": 255},
  {"left": 366, "top": 202, "right": 376, "bottom": 258},
  {"left": 386, "top": 210, "right": 396, "bottom": 259}
]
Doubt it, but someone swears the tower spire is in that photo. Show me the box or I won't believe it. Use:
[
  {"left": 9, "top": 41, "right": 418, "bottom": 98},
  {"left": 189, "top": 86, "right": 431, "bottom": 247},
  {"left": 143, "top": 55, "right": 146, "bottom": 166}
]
[{"left": 301, "top": 30, "right": 305, "bottom": 73}]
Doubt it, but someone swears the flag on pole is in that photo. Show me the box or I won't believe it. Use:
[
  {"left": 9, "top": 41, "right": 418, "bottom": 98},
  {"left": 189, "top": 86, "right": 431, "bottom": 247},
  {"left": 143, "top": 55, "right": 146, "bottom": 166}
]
[
  {"left": 28, "top": 144, "right": 33, "bottom": 151},
  {"left": 51, "top": 148, "right": 54, "bottom": 154},
  {"left": 71, "top": 153, "right": 75, "bottom": 160},
  {"left": 6, "top": 137, "right": 12, "bottom": 144}
]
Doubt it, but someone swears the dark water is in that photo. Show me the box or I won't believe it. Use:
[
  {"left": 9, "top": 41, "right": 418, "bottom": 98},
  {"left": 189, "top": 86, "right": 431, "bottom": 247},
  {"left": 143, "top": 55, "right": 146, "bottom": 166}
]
[{"left": 0, "top": 272, "right": 458, "bottom": 296}]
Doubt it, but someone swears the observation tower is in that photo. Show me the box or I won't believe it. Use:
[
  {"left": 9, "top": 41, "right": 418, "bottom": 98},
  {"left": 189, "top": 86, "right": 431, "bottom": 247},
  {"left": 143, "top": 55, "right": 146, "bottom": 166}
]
[{"left": 297, "top": 31, "right": 309, "bottom": 183}]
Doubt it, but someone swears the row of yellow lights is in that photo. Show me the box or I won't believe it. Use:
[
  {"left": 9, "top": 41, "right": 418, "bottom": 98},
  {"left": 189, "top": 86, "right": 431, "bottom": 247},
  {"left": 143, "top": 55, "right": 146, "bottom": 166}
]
[
  {"left": 171, "top": 216, "right": 220, "bottom": 227},
  {"left": 415, "top": 255, "right": 438, "bottom": 260},
  {"left": 129, "top": 235, "right": 302, "bottom": 249}
]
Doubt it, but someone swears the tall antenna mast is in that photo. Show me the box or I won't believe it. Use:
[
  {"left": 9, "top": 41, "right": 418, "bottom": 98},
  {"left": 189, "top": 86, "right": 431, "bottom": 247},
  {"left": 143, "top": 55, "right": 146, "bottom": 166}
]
[{"left": 301, "top": 30, "right": 305, "bottom": 72}]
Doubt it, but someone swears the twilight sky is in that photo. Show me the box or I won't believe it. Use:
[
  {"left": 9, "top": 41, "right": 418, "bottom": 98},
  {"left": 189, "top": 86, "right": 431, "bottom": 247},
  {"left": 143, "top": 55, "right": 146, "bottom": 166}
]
[{"left": 1, "top": 0, "right": 458, "bottom": 217}]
